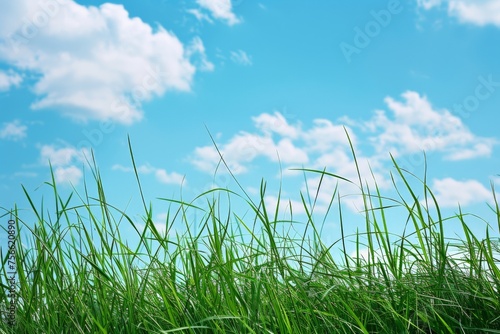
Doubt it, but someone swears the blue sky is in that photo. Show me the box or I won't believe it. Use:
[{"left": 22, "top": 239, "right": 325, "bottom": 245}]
[{"left": 1, "top": 0, "right": 500, "bottom": 251}]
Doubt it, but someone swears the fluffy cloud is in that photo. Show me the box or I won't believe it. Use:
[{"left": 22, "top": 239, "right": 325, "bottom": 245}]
[
  {"left": 252, "top": 111, "right": 300, "bottom": 138},
  {"left": 39, "top": 144, "right": 88, "bottom": 185},
  {"left": 0, "top": 0, "right": 208, "bottom": 124},
  {"left": 429, "top": 177, "right": 492, "bottom": 207},
  {"left": 196, "top": 0, "right": 241, "bottom": 25},
  {"left": 155, "top": 169, "right": 185, "bottom": 185},
  {"left": 54, "top": 165, "right": 82, "bottom": 185},
  {"left": 0, "top": 120, "right": 27, "bottom": 141},
  {"left": 191, "top": 131, "right": 308, "bottom": 175},
  {"left": 448, "top": 0, "right": 500, "bottom": 26},
  {"left": 303, "top": 119, "right": 354, "bottom": 152},
  {"left": 40, "top": 144, "right": 87, "bottom": 166},
  {"left": 0, "top": 70, "right": 22, "bottom": 91},
  {"left": 112, "top": 163, "right": 185, "bottom": 185},
  {"left": 418, "top": 0, "right": 500, "bottom": 27},
  {"left": 363, "top": 91, "right": 496, "bottom": 160},
  {"left": 190, "top": 91, "right": 496, "bottom": 212}
]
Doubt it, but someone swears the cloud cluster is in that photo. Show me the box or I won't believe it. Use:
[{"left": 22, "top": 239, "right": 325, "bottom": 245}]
[
  {"left": 0, "top": 0, "right": 209, "bottom": 124},
  {"left": 190, "top": 91, "right": 496, "bottom": 211},
  {"left": 363, "top": 91, "right": 495, "bottom": 160}
]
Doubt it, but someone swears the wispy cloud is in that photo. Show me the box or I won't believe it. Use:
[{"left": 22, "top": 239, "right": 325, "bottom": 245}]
[
  {"left": 196, "top": 0, "right": 241, "bottom": 26},
  {"left": 187, "top": 8, "right": 214, "bottom": 24},
  {"left": 230, "top": 50, "right": 252, "bottom": 66},
  {"left": 112, "top": 163, "right": 185, "bottom": 185},
  {"left": 187, "top": 37, "right": 215, "bottom": 72},
  {"left": 0, "top": 1, "right": 207, "bottom": 124},
  {"left": 0, "top": 120, "right": 27, "bottom": 141},
  {"left": 0, "top": 70, "right": 22, "bottom": 91}
]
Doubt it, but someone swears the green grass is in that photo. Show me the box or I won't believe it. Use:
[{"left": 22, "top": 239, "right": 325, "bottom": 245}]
[{"left": 1, "top": 136, "right": 500, "bottom": 333}]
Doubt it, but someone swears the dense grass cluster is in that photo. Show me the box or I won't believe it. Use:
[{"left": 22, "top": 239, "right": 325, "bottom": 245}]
[{"left": 1, "top": 139, "right": 500, "bottom": 333}]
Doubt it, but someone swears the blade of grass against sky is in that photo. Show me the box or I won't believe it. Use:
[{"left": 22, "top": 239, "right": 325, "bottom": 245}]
[{"left": 0, "top": 137, "right": 499, "bottom": 333}]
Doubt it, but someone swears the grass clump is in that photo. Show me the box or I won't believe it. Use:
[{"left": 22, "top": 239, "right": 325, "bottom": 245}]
[{"left": 1, "top": 137, "right": 499, "bottom": 333}]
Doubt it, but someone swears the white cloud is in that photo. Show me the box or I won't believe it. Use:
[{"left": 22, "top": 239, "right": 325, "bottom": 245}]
[
  {"left": 0, "top": 70, "right": 22, "bottom": 91},
  {"left": 494, "top": 176, "right": 500, "bottom": 186},
  {"left": 445, "top": 142, "right": 494, "bottom": 160},
  {"left": 448, "top": 0, "right": 500, "bottom": 26},
  {"left": 40, "top": 144, "right": 87, "bottom": 166},
  {"left": 301, "top": 163, "right": 380, "bottom": 214},
  {"left": 352, "top": 245, "right": 500, "bottom": 278},
  {"left": 112, "top": 163, "right": 156, "bottom": 174},
  {"left": 350, "top": 247, "right": 386, "bottom": 263},
  {"left": 187, "top": 8, "right": 214, "bottom": 24},
  {"left": 112, "top": 163, "right": 185, "bottom": 185},
  {"left": 196, "top": 0, "right": 241, "bottom": 25},
  {"left": 264, "top": 195, "right": 308, "bottom": 216},
  {"left": 191, "top": 128, "right": 308, "bottom": 175},
  {"left": 430, "top": 177, "right": 492, "bottom": 207},
  {"left": 417, "top": 0, "right": 443, "bottom": 10},
  {"left": 152, "top": 222, "right": 168, "bottom": 234},
  {"left": 54, "top": 165, "right": 82, "bottom": 185},
  {"left": 0, "top": 120, "right": 27, "bottom": 141},
  {"left": 39, "top": 143, "right": 88, "bottom": 185},
  {"left": 230, "top": 49, "right": 252, "bottom": 66},
  {"left": 252, "top": 111, "right": 300, "bottom": 138},
  {"left": 187, "top": 37, "right": 214, "bottom": 72},
  {"left": 0, "top": 1, "right": 207, "bottom": 124},
  {"left": 418, "top": 0, "right": 500, "bottom": 27},
  {"left": 190, "top": 92, "right": 497, "bottom": 212},
  {"left": 363, "top": 91, "right": 496, "bottom": 160},
  {"left": 274, "top": 138, "right": 309, "bottom": 163},
  {"left": 155, "top": 169, "right": 185, "bottom": 185},
  {"left": 303, "top": 119, "right": 353, "bottom": 153},
  {"left": 135, "top": 220, "right": 170, "bottom": 236}
]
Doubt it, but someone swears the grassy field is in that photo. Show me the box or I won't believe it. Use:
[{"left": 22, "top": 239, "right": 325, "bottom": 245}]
[{"left": 1, "top": 139, "right": 500, "bottom": 333}]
